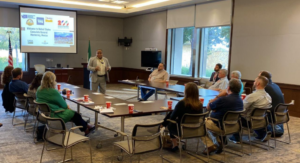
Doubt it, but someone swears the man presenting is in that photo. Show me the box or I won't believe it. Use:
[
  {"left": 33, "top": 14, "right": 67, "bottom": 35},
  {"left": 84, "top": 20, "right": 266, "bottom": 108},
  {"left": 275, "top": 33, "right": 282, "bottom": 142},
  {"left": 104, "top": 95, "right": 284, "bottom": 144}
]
[
  {"left": 88, "top": 49, "right": 111, "bottom": 94},
  {"left": 139, "top": 63, "right": 169, "bottom": 101},
  {"left": 208, "top": 69, "right": 229, "bottom": 91},
  {"left": 9, "top": 68, "right": 29, "bottom": 93}
]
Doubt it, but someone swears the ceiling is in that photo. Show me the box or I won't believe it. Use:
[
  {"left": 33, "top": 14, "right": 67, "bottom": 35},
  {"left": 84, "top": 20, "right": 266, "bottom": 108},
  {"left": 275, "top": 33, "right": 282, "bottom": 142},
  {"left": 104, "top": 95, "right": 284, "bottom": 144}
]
[{"left": 0, "top": 0, "right": 222, "bottom": 18}]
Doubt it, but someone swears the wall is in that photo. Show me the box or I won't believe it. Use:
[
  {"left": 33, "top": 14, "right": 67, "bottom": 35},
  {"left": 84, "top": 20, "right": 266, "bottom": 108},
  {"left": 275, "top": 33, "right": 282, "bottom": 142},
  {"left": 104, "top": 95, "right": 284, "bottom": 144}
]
[
  {"left": 123, "top": 11, "right": 167, "bottom": 69},
  {"left": 231, "top": 0, "right": 300, "bottom": 85}
]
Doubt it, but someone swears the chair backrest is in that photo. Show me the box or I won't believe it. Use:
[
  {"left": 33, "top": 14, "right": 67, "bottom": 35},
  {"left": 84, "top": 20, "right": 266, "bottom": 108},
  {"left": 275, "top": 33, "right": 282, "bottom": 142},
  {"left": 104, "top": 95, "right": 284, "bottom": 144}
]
[
  {"left": 273, "top": 102, "right": 293, "bottom": 124},
  {"left": 12, "top": 92, "right": 27, "bottom": 109},
  {"left": 131, "top": 121, "right": 162, "bottom": 154},
  {"left": 180, "top": 112, "right": 209, "bottom": 139},
  {"left": 222, "top": 110, "right": 245, "bottom": 135},
  {"left": 34, "top": 64, "right": 46, "bottom": 74},
  {"left": 34, "top": 100, "right": 51, "bottom": 124},
  {"left": 40, "top": 113, "right": 66, "bottom": 146},
  {"left": 250, "top": 107, "right": 271, "bottom": 130},
  {"left": 24, "top": 93, "right": 37, "bottom": 114}
]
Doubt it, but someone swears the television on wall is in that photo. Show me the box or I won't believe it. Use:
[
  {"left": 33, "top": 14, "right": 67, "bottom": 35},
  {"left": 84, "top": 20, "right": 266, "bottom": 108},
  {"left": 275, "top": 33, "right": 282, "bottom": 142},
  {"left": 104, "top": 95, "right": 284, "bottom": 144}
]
[{"left": 141, "top": 51, "right": 162, "bottom": 67}]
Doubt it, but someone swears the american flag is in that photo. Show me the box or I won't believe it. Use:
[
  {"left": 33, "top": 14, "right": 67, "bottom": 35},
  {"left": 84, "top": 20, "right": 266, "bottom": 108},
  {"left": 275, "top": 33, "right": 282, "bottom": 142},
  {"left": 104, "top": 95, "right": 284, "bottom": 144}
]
[{"left": 8, "top": 35, "right": 13, "bottom": 66}]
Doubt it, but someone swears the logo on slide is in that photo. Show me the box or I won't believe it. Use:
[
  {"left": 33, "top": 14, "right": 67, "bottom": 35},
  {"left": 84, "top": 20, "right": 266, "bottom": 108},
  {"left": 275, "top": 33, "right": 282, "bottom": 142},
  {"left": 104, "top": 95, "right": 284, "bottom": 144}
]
[
  {"left": 42, "top": 40, "right": 48, "bottom": 44},
  {"left": 26, "top": 19, "right": 34, "bottom": 26},
  {"left": 27, "top": 40, "right": 33, "bottom": 44},
  {"left": 45, "top": 17, "right": 53, "bottom": 22},
  {"left": 58, "top": 20, "right": 69, "bottom": 29},
  {"left": 37, "top": 17, "right": 44, "bottom": 25},
  {"left": 22, "top": 15, "right": 35, "bottom": 19}
]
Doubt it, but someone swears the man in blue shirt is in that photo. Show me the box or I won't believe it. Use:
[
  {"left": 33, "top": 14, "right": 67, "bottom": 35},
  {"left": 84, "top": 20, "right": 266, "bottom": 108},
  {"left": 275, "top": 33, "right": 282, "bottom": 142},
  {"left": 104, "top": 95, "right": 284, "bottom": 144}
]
[
  {"left": 201, "top": 79, "right": 244, "bottom": 154},
  {"left": 9, "top": 68, "right": 29, "bottom": 93}
]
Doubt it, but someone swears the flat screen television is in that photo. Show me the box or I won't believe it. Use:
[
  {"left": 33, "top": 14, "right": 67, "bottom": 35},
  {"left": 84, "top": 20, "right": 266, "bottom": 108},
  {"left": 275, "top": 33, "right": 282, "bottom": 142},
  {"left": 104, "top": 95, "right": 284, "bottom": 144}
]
[{"left": 141, "top": 51, "right": 162, "bottom": 67}]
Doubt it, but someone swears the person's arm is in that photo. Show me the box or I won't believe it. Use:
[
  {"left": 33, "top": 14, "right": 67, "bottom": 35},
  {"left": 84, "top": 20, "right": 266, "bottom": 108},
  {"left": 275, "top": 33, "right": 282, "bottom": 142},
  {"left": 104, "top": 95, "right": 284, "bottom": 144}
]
[
  {"left": 209, "top": 72, "right": 214, "bottom": 82},
  {"left": 169, "top": 101, "right": 183, "bottom": 120},
  {"left": 209, "top": 89, "right": 228, "bottom": 103},
  {"left": 22, "top": 82, "right": 29, "bottom": 93},
  {"left": 106, "top": 58, "right": 111, "bottom": 71},
  {"left": 52, "top": 90, "right": 68, "bottom": 109},
  {"left": 208, "top": 97, "right": 223, "bottom": 112},
  {"left": 148, "top": 71, "right": 154, "bottom": 81},
  {"left": 87, "top": 57, "right": 98, "bottom": 72},
  {"left": 162, "top": 72, "right": 170, "bottom": 83},
  {"left": 243, "top": 94, "right": 254, "bottom": 112}
]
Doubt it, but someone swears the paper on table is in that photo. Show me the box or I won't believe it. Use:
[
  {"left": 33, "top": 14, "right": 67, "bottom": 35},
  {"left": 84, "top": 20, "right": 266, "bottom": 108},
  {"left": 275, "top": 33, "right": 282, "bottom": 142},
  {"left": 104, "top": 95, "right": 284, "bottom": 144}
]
[
  {"left": 160, "top": 106, "right": 168, "bottom": 110},
  {"left": 73, "top": 86, "right": 80, "bottom": 88},
  {"left": 105, "top": 96, "right": 115, "bottom": 99},
  {"left": 114, "top": 103, "right": 127, "bottom": 106},
  {"left": 92, "top": 92, "right": 102, "bottom": 95},
  {"left": 78, "top": 101, "right": 94, "bottom": 105},
  {"left": 99, "top": 107, "right": 114, "bottom": 114},
  {"left": 140, "top": 101, "right": 154, "bottom": 103}
]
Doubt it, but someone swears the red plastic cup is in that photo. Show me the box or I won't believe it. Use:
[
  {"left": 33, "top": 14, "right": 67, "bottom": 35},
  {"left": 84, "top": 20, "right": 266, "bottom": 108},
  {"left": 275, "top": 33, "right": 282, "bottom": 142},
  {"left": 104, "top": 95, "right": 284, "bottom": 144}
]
[
  {"left": 66, "top": 89, "right": 70, "bottom": 98},
  {"left": 106, "top": 101, "right": 111, "bottom": 109},
  {"left": 128, "top": 104, "right": 134, "bottom": 114},
  {"left": 84, "top": 94, "right": 89, "bottom": 102},
  {"left": 57, "top": 84, "right": 61, "bottom": 90},
  {"left": 166, "top": 81, "right": 169, "bottom": 87},
  {"left": 241, "top": 94, "right": 246, "bottom": 100},
  {"left": 167, "top": 100, "right": 173, "bottom": 110},
  {"left": 199, "top": 97, "right": 204, "bottom": 103}
]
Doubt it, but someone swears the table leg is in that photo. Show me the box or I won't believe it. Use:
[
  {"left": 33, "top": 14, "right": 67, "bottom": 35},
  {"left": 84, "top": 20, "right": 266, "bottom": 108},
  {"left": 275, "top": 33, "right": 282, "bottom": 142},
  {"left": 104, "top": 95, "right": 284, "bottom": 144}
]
[
  {"left": 95, "top": 112, "right": 99, "bottom": 130},
  {"left": 121, "top": 116, "right": 125, "bottom": 132},
  {"left": 77, "top": 104, "right": 80, "bottom": 113},
  {"left": 137, "top": 86, "right": 140, "bottom": 100},
  {"left": 155, "top": 88, "right": 158, "bottom": 100}
]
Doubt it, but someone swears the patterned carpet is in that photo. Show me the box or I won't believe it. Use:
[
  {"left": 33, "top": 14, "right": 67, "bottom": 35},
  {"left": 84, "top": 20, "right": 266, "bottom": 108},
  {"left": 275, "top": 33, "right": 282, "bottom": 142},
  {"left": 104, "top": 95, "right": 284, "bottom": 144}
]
[{"left": 0, "top": 84, "right": 299, "bottom": 163}]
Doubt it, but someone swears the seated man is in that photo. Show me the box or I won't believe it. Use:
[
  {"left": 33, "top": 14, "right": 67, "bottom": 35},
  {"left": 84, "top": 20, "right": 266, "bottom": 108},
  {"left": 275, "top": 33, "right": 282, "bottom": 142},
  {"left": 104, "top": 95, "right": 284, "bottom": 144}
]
[
  {"left": 208, "top": 69, "right": 229, "bottom": 91},
  {"left": 139, "top": 63, "right": 169, "bottom": 101},
  {"left": 201, "top": 79, "right": 244, "bottom": 154},
  {"left": 209, "top": 71, "right": 244, "bottom": 103},
  {"left": 229, "top": 76, "right": 272, "bottom": 143},
  {"left": 209, "top": 63, "right": 222, "bottom": 84},
  {"left": 257, "top": 71, "right": 285, "bottom": 138},
  {"left": 9, "top": 68, "right": 29, "bottom": 93}
]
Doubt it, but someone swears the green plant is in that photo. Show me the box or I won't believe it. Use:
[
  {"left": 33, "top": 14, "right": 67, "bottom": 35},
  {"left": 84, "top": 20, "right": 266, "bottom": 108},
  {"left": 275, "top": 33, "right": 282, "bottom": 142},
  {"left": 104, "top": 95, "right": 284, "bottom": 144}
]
[{"left": 181, "top": 66, "right": 190, "bottom": 75}]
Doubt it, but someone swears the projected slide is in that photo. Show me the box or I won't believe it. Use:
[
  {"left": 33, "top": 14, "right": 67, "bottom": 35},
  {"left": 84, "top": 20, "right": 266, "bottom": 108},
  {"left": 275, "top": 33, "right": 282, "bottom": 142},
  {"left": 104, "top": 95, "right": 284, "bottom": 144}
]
[{"left": 20, "top": 7, "right": 77, "bottom": 53}]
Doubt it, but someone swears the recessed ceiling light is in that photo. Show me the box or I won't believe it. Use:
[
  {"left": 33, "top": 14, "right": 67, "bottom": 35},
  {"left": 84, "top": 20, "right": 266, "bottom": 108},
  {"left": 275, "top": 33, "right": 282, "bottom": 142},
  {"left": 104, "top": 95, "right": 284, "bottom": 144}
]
[
  {"left": 37, "top": 0, "right": 123, "bottom": 9},
  {"left": 112, "top": 1, "right": 128, "bottom": 4},
  {"left": 132, "top": 0, "right": 169, "bottom": 8}
]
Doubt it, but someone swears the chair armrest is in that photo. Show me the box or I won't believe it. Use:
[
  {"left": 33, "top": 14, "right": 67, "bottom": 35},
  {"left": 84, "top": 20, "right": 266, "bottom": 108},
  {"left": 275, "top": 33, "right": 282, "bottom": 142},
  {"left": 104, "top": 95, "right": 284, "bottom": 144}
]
[
  {"left": 69, "top": 126, "right": 83, "bottom": 132},
  {"left": 115, "top": 131, "right": 128, "bottom": 136},
  {"left": 207, "top": 117, "right": 219, "bottom": 122},
  {"left": 167, "top": 119, "right": 177, "bottom": 124}
]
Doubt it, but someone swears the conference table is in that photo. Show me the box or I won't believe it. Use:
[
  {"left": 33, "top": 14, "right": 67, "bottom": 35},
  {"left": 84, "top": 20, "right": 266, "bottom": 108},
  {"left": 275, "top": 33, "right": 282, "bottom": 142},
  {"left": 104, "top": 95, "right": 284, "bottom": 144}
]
[
  {"left": 57, "top": 83, "right": 178, "bottom": 134},
  {"left": 118, "top": 79, "right": 220, "bottom": 100}
]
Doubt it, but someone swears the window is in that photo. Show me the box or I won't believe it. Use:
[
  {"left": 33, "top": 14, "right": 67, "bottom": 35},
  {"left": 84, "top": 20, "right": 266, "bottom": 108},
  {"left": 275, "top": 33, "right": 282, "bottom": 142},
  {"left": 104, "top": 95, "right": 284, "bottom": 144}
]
[
  {"left": 0, "top": 27, "right": 27, "bottom": 71},
  {"left": 170, "top": 27, "right": 196, "bottom": 76},
  {"left": 167, "top": 26, "right": 231, "bottom": 78},
  {"left": 200, "top": 26, "right": 231, "bottom": 78}
]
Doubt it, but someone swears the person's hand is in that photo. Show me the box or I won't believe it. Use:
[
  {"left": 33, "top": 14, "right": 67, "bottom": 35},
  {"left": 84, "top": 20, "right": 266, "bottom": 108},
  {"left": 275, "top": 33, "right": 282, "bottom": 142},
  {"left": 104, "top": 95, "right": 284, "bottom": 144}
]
[
  {"left": 67, "top": 105, "right": 71, "bottom": 110},
  {"left": 95, "top": 66, "right": 100, "bottom": 71},
  {"left": 209, "top": 97, "right": 218, "bottom": 103},
  {"left": 106, "top": 67, "right": 109, "bottom": 71}
]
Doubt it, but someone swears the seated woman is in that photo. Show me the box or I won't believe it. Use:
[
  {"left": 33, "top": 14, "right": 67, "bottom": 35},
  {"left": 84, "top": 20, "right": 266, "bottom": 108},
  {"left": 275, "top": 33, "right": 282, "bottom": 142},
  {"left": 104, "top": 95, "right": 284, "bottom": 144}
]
[
  {"left": 1, "top": 65, "right": 14, "bottom": 114},
  {"left": 162, "top": 82, "right": 203, "bottom": 151},
  {"left": 27, "top": 74, "right": 43, "bottom": 99},
  {"left": 36, "top": 71, "right": 95, "bottom": 136}
]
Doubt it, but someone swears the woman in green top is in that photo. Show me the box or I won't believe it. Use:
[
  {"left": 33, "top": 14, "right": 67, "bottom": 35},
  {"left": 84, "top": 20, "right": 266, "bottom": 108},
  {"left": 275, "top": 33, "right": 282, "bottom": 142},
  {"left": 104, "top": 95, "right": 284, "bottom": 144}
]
[{"left": 36, "top": 71, "right": 95, "bottom": 136}]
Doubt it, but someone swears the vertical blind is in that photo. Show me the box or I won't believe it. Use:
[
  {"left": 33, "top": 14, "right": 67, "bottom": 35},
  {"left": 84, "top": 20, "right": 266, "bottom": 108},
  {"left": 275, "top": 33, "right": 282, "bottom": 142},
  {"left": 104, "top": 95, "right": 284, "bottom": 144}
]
[{"left": 167, "top": 5, "right": 195, "bottom": 29}]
